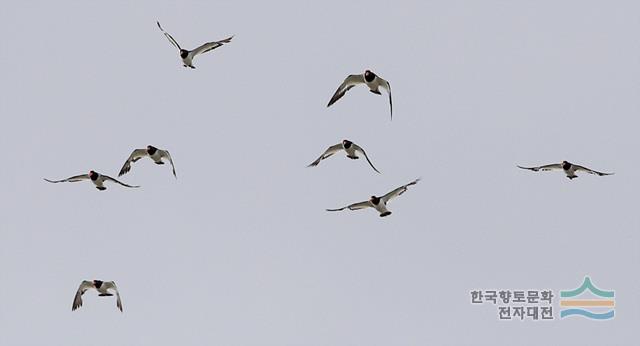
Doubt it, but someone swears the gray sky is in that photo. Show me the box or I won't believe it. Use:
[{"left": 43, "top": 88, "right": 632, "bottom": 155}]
[{"left": 1, "top": 1, "right": 638, "bottom": 345}]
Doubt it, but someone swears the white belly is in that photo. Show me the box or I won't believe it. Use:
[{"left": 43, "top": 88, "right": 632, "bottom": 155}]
[
  {"left": 367, "top": 78, "right": 381, "bottom": 92},
  {"left": 374, "top": 202, "right": 389, "bottom": 214},
  {"left": 150, "top": 152, "right": 163, "bottom": 163},
  {"left": 345, "top": 146, "right": 358, "bottom": 157},
  {"left": 93, "top": 177, "right": 105, "bottom": 188},
  {"left": 565, "top": 167, "right": 577, "bottom": 178},
  {"left": 182, "top": 55, "right": 193, "bottom": 67}
]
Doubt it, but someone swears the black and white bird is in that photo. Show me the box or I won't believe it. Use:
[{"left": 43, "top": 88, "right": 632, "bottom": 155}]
[
  {"left": 327, "top": 178, "right": 420, "bottom": 217},
  {"left": 72, "top": 280, "right": 123, "bottom": 312},
  {"left": 119, "top": 145, "right": 176, "bottom": 178},
  {"left": 44, "top": 170, "right": 139, "bottom": 190},
  {"left": 157, "top": 21, "right": 233, "bottom": 69},
  {"left": 308, "top": 139, "right": 380, "bottom": 173},
  {"left": 327, "top": 70, "right": 393, "bottom": 120},
  {"left": 517, "top": 161, "right": 613, "bottom": 179}
]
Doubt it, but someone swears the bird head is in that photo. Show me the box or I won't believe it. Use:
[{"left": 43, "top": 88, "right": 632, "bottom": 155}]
[{"left": 364, "top": 70, "right": 376, "bottom": 82}]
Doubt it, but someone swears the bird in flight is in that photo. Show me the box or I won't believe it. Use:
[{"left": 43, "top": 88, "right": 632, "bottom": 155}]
[
  {"left": 517, "top": 161, "right": 613, "bottom": 179},
  {"left": 327, "top": 70, "right": 393, "bottom": 120},
  {"left": 72, "top": 280, "right": 123, "bottom": 312},
  {"left": 44, "top": 170, "right": 139, "bottom": 190},
  {"left": 119, "top": 145, "right": 177, "bottom": 178},
  {"left": 157, "top": 21, "right": 233, "bottom": 69},
  {"left": 327, "top": 178, "right": 420, "bottom": 217},
  {"left": 308, "top": 139, "right": 381, "bottom": 173}
]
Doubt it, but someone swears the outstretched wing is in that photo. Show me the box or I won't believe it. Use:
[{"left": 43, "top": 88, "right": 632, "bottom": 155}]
[
  {"left": 353, "top": 144, "right": 381, "bottom": 174},
  {"left": 574, "top": 165, "right": 614, "bottom": 176},
  {"left": 307, "top": 143, "right": 343, "bottom": 167},
  {"left": 191, "top": 36, "right": 234, "bottom": 57},
  {"left": 379, "top": 78, "right": 392, "bottom": 120},
  {"left": 103, "top": 281, "right": 123, "bottom": 312},
  {"left": 102, "top": 175, "right": 140, "bottom": 188},
  {"left": 118, "top": 149, "right": 148, "bottom": 177},
  {"left": 72, "top": 280, "right": 94, "bottom": 311},
  {"left": 327, "top": 74, "right": 365, "bottom": 107},
  {"left": 381, "top": 178, "right": 420, "bottom": 203},
  {"left": 517, "top": 164, "right": 562, "bottom": 172},
  {"left": 159, "top": 150, "right": 177, "bottom": 178},
  {"left": 157, "top": 21, "right": 181, "bottom": 51},
  {"left": 44, "top": 174, "right": 89, "bottom": 184},
  {"left": 326, "top": 200, "right": 372, "bottom": 212}
]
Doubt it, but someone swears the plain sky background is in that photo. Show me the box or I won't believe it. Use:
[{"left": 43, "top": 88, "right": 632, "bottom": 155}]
[{"left": 1, "top": 1, "right": 638, "bottom": 345}]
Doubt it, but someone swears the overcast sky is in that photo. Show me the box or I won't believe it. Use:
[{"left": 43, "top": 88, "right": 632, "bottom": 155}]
[{"left": 1, "top": 1, "right": 638, "bottom": 345}]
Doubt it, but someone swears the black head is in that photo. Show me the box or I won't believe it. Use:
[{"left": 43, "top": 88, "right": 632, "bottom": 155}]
[
  {"left": 180, "top": 49, "right": 189, "bottom": 59},
  {"left": 370, "top": 196, "right": 380, "bottom": 205},
  {"left": 342, "top": 139, "right": 353, "bottom": 149},
  {"left": 364, "top": 70, "right": 376, "bottom": 82},
  {"left": 147, "top": 145, "right": 158, "bottom": 155},
  {"left": 89, "top": 170, "right": 99, "bottom": 181},
  {"left": 562, "top": 161, "right": 571, "bottom": 170},
  {"left": 93, "top": 280, "right": 104, "bottom": 289}
]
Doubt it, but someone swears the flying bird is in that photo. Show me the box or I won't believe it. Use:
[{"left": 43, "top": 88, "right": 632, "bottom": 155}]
[
  {"left": 72, "top": 280, "right": 123, "bottom": 312},
  {"left": 44, "top": 170, "right": 139, "bottom": 190},
  {"left": 517, "top": 161, "right": 613, "bottom": 179},
  {"left": 119, "top": 145, "right": 177, "bottom": 178},
  {"left": 157, "top": 21, "right": 233, "bottom": 69},
  {"left": 327, "top": 70, "right": 393, "bottom": 120},
  {"left": 308, "top": 139, "right": 380, "bottom": 173},
  {"left": 327, "top": 178, "right": 420, "bottom": 217}
]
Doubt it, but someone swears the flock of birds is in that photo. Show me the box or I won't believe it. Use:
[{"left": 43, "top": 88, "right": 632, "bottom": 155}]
[{"left": 44, "top": 21, "right": 614, "bottom": 312}]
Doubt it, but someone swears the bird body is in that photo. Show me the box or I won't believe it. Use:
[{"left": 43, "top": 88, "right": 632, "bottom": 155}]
[
  {"left": 308, "top": 140, "right": 380, "bottom": 173},
  {"left": 44, "top": 170, "right": 139, "bottom": 190},
  {"left": 327, "top": 179, "right": 420, "bottom": 217},
  {"left": 119, "top": 145, "right": 176, "bottom": 178},
  {"left": 327, "top": 70, "right": 393, "bottom": 120},
  {"left": 157, "top": 21, "right": 233, "bottom": 68},
  {"left": 72, "top": 280, "right": 123, "bottom": 312},
  {"left": 517, "top": 161, "right": 613, "bottom": 179},
  {"left": 370, "top": 196, "right": 392, "bottom": 217}
]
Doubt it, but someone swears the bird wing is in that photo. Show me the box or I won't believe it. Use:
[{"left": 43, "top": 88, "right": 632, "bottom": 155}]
[
  {"left": 102, "top": 175, "right": 140, "bottom": 188},
  {"left": 353, "top": 143, "right": 381, "bottom": 174},
  {"left": 44, "top": 174, "right": 89, "bottom": 184},
  {"left": 307, "top": 143, "right": 343, "bottom": 167},
  {"left": 573, "top": 164, "right": 614, "bottom": 176},
  {"left": 157, "top": 21, "right": 181, "bottom": 51},
  {"left": 118, "top": 149, "right": 148, "bottom": 177},
  {"left": 517, "top": 163, "right": 562, "bottom": 172},
  {"left": 191, "top": 36, "right": 234, "bottom": 57},
  {"left": 103, "top": 281, "right": 123, "bottom": 312},
  {"left": 326, "top": 200, "right": 372, "bottom": 212},
  {"left": 159, "top": 150, "right": 177, "bottom": 178},
  {"left": 72, "top": 280, "right": 94, "bottom": 311},
  {"left": 381, "top": 178, "right": 420, "bottom": 203},
  {"left": 379, "top": 77, "right": 393, "bottom": 120},
  {"left": 327, "top": 74, "right": 365, "bottom": 107}
]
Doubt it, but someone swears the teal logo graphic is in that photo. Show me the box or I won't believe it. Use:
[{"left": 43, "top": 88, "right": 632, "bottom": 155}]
[{"left": 559, "top": 276, "right": 615, "bottom": 320}]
